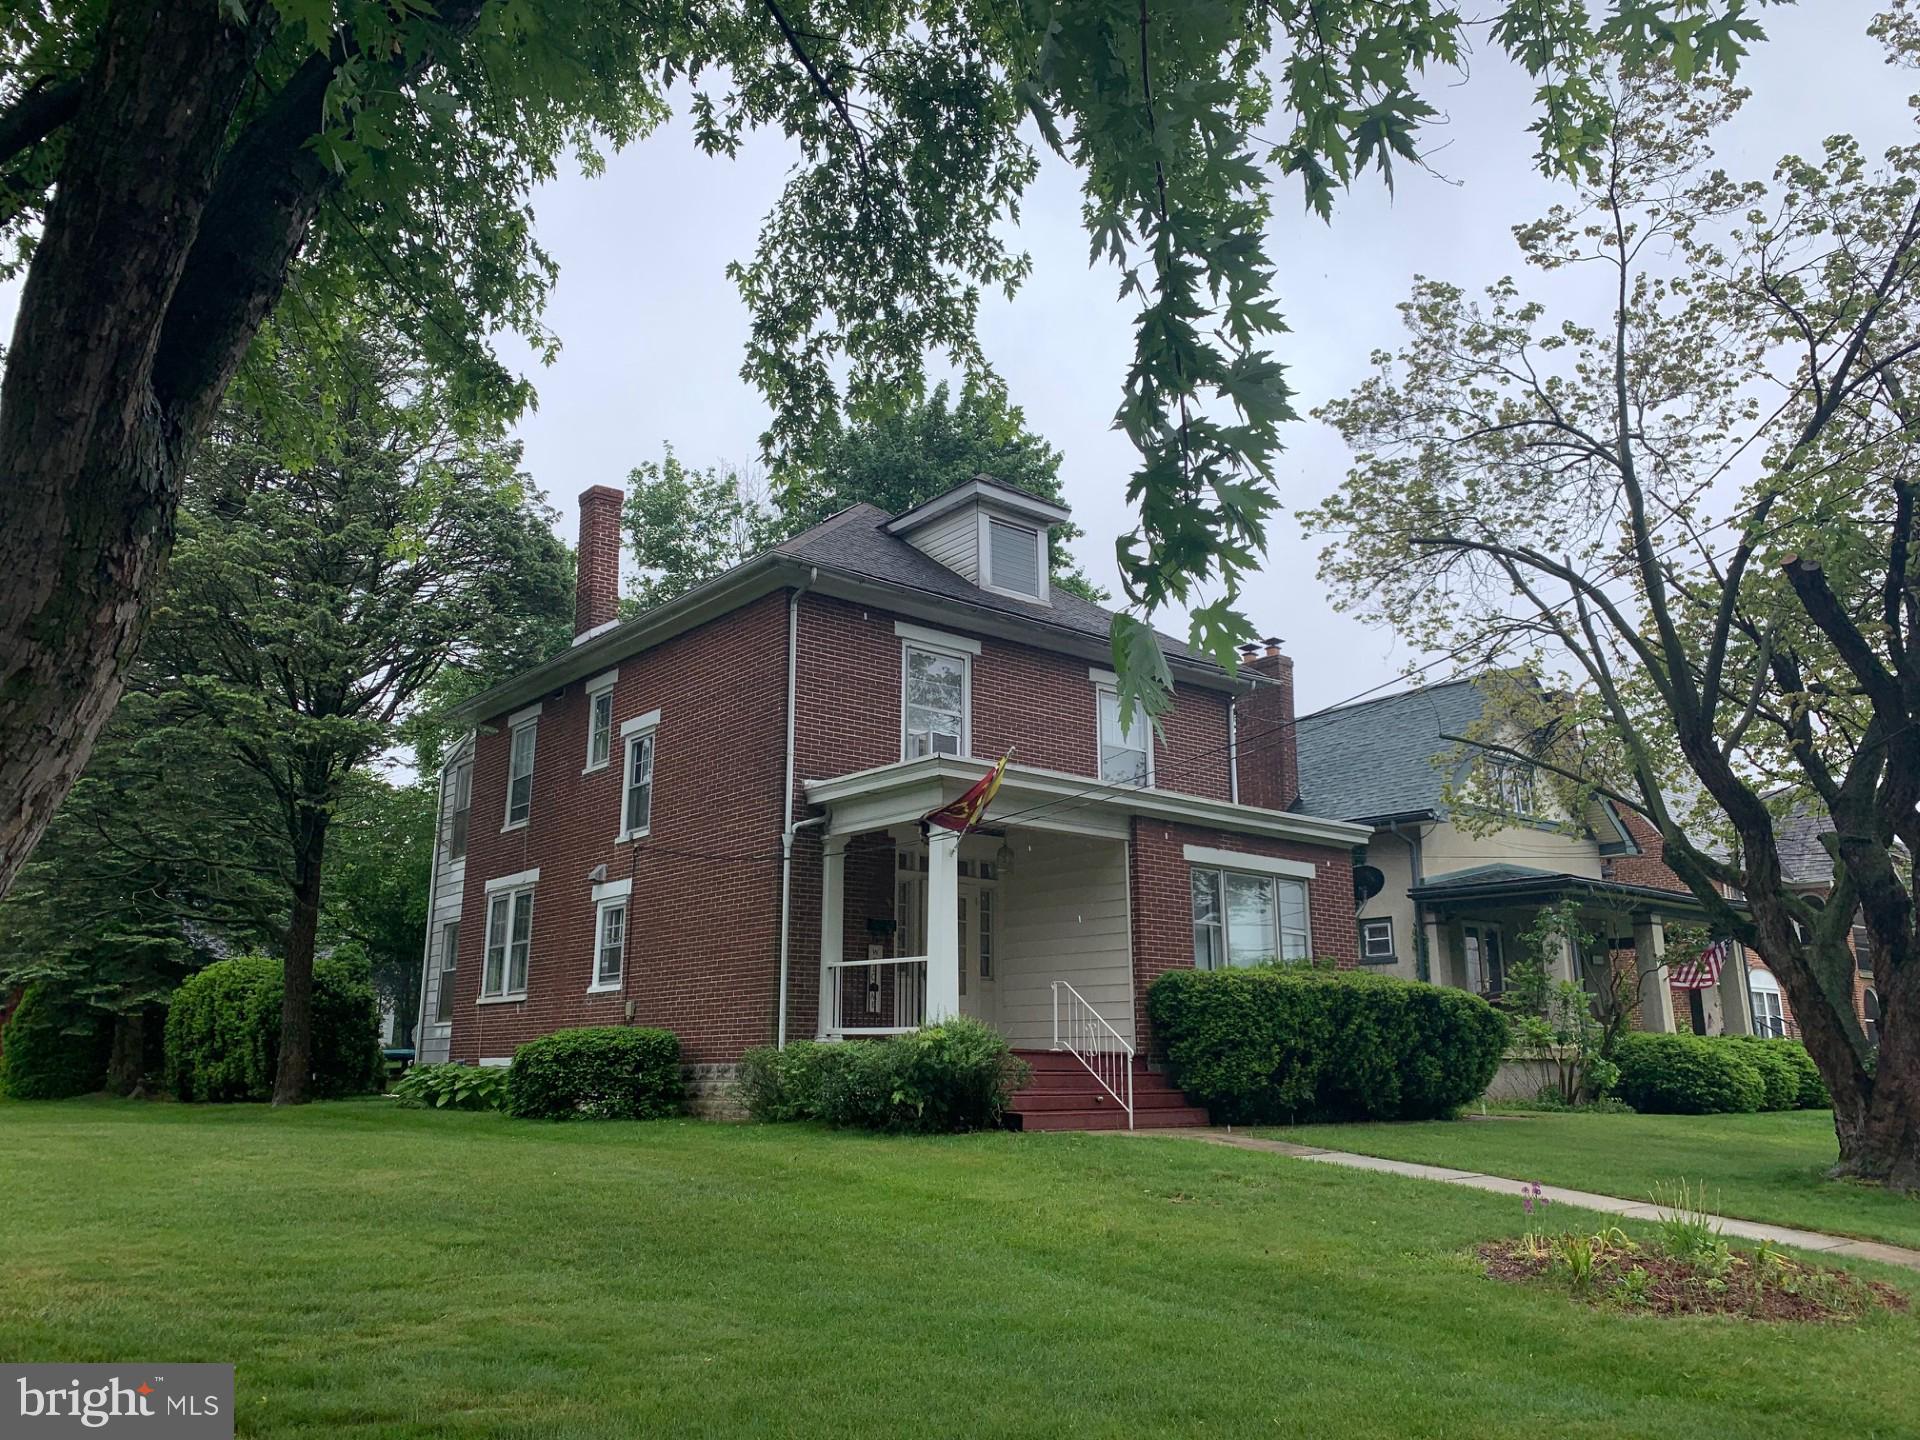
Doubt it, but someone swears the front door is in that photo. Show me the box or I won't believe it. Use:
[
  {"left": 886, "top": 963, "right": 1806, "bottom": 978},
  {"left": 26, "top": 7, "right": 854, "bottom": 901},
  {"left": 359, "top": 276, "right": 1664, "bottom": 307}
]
[{"left": 957, "top": 882, "right": 996, "bottom": 1025}]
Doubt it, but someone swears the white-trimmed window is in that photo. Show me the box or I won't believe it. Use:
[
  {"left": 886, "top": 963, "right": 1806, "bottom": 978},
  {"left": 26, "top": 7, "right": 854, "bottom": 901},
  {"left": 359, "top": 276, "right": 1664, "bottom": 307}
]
[
  {"left": 1360, "top": 917, "right": 1395, "bottom": 964},
  {"left": 1750, "top": 968, "right": 1786, "bottom": 1038},
  {"left": 1481, "top": 757, "right": 1537, "bottom": 817},
  {"left": 1093, "top": 676, "right": 1150, "bottom": 786},
  {"left": 481, "top": 876, "right": 536, "bottom": 1001},
  {"left": 1190, "top": 866, "right": 1310, "bottom": 968},
  {"left": 445, "top": 760, "right": 472, "bottom": 861},
  {"left": 504, "top": 709, "right": 539, "bottom": 829},
  {"left": 584, "top": 670, "right": 618, "bottom": 773},
  {"left": 984, "top": 516, "right": 1043, "bottom": 599},
  {"left": 620, "top": 709, "right": 660, "bottom": 840},
  {"left": 432, "top": 920, "right": 459, "bottom": 1023},
  {"left": 902, "top": 641, "right": 970, "bottom": 759},
  {"left": 591, "top": 881, "right": 629, "bottom": 992}
]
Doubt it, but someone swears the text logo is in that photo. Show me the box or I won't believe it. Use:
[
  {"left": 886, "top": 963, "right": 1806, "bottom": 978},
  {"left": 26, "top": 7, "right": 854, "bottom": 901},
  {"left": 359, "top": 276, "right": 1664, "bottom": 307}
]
[{"left": 3, "top": 1365, "right": 233, "bottom": 1438}]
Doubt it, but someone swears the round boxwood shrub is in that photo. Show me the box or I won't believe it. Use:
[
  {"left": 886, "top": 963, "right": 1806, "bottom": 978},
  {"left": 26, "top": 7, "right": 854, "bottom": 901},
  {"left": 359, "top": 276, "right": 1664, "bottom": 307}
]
[
  {"left": 1727, "top": 1035, "right": 1828, "bottom": 1110},
  {"left": 1146, "top": 966, "right": 1508, "bottom": 1124},
  {"left": 505, "top": 1026, "right": 684, "bottom": 1120},
  {"left": 1613, "top": 1032, "right": 1765, "bottom": 1115},
  {"left": 163, "top": 955, "right": 384, "bottom": 1102},
  {"left": 0, "top": 986, "right": 111, "bottom": 1099}
]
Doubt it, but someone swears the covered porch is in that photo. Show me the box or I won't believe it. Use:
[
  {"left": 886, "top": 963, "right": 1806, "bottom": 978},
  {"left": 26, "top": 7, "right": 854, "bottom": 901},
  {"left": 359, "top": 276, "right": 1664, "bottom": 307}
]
[{"left": 1408, "top": 863, "right": 1753, "bottom": 1036}]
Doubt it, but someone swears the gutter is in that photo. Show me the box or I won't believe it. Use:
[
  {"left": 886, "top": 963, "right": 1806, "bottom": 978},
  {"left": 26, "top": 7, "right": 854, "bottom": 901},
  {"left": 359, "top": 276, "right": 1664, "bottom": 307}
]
[
  {"left": 1386, "top": 818, "right": 1428, "bottom": 981},
  {"left": 775, "top": 569, "right": 820, "bottom": 1049}
]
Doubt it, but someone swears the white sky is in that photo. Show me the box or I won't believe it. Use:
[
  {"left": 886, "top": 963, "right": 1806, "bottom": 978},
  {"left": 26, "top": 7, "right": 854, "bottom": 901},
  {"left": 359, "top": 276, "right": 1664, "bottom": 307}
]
[{"left": 7, "top": 4, "right": 1911, "bottom": 720}]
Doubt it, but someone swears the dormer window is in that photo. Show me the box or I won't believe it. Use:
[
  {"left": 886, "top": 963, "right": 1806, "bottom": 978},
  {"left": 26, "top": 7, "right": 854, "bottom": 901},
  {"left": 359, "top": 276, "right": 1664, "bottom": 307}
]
[{"left": 985, "top": 517, "right": 1042, "bottom": 599}]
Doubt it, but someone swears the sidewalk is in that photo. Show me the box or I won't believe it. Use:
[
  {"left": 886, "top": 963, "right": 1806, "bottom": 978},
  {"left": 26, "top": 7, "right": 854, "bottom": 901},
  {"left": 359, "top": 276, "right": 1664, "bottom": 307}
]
[{"left": 1132, "top": 1127, "right": 1920, "bottom": 1272}]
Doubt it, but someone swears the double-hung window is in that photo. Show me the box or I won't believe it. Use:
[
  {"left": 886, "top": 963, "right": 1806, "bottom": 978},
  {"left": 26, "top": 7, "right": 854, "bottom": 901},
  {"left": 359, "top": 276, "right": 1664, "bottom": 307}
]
[
  {"left": 1360, "top": 917, "right": 1395, "bottom": 963},
  {"left": 1750, "top": 968, "right": 1786, "bottom": 1038},
  {"left": 584, "top": 670, "right": 618, "bottom": 773},
  {"left": 984, "top": 516, "right": 1044, "bottom": 599},
  {"left": 432, "top": 921, "right": 459, "bottom": 1023},
  {"left": 1481, "top": 757, "right": 1537, "bottom": 817},
  {"left": 591, "top": 880, "right": 629, "bottom": 992},
  {"left": 445, "top": 760, "right": 472, "bottom": 861},
  {"left": 504, "top": 706, "right": 539, "bottom": 829},
  {"left": 1092, "top": 673, "right": 1150, "bottom": 786},
  {"left": 481, "top": 874, "right": 537, "bottom": 1001},
  {"left": 1190, "top": 864, "right": 1310, "bottom": 968},
  {"left": 620, "top": 709, "right": 660, "bottom": 840},
  {"left": 901, "top": 633, "right": 971, "bottom": 759}
]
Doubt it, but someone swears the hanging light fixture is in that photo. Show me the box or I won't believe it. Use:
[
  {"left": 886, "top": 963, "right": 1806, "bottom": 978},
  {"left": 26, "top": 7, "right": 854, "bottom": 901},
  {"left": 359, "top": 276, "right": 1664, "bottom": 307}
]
[{"left": 994, "top": 835, "right": 1016, "bottom": 873}]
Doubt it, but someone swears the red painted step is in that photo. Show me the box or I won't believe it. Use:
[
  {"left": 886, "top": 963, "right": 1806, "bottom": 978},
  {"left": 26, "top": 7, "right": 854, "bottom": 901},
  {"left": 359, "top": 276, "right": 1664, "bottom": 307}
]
[{"left": 1005, "top": 1050, "right": 1210, "bottom": 1132}]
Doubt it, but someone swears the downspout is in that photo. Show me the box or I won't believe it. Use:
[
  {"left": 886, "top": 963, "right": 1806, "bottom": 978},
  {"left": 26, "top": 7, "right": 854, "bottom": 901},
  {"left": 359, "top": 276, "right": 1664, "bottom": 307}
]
[
  {"left": 775, "top": 568, "right": 819, "bottom": 1049},
  {"left": 1228, "top": 697, "right": 1240, "bottom": 804},
  {"left": 1389, "top": 819, "right": 1429, "bottom": 982}
]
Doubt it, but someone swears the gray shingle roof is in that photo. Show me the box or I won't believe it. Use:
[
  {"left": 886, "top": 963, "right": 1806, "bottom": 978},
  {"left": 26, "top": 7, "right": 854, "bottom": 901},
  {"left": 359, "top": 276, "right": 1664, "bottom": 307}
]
[
  {"left": 1295, "top": 677, "right": 1488, "bottom": 822},
  {"left": 776, "top": 503, "right": 1202, "bottom": 664},
  {"left": 1773, "top": 803, "right": 1836, "bottom": 887}
]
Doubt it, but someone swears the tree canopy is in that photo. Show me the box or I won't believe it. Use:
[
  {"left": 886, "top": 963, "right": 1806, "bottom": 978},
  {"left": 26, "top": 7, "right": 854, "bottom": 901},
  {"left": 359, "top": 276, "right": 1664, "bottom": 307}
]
[
  {"left": 1308, "top": 43, "right": 1920, "bottom": 1187},
  {"left": 0, "top": 0, "right": 1767, "bottom": 900}
]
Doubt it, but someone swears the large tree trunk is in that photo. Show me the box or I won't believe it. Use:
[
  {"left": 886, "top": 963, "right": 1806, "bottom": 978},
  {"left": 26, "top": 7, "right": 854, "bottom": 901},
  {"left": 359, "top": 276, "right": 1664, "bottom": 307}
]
[
  {"left": 272, "top": 807, "right": 330, "bottom": 1106},
  {"left": 106, "top": 1010, "right": 146, "bottom": 1096},
  {"left": 1838, "top": 964, "right": 1920, "bottom": 1190}
]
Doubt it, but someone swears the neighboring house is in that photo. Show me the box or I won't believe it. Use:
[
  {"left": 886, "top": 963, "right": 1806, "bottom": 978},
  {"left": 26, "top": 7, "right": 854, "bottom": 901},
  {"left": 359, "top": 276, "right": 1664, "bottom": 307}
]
[
  {"left": 1295, "top": 677, "right": 1769, "bottom": 1039},
  {"left": 1770, "top": 802, "right": 1882, "bottom": 1047},
  {"left": 413, "top": 476, "right": 1370, "bottom": 1123}
]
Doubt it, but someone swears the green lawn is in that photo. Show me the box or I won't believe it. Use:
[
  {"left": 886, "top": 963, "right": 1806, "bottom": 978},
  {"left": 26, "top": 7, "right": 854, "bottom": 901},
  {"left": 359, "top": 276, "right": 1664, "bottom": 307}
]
[
  {"left": 1253, "top": 1108, "right": 1920, "bottom": 1251},
  {"left": 2, "top": 1101, "right": 1916, "bottom": 1439}
]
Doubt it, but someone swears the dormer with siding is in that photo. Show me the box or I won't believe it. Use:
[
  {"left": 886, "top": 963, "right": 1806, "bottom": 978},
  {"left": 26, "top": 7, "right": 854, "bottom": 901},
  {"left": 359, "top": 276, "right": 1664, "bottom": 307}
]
[{"left": 885, "top": 476, "right": 1068, "bottom": 604}]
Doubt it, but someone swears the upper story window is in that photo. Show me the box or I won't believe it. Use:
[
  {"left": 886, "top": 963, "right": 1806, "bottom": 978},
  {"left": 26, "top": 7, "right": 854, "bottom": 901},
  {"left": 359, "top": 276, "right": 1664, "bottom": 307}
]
[
  {"left": 504, "top": 704, "right": 540, "bottom": 830},
  {"left": 1190, "top": 866, "right": 1310, "bottom": 969},
  {"left": 900, "top": 627, "right": 974, "bottom": 759},
  {"left": 481, "top": 870, "right": 538, "bottom": 1001},
  {"left": 1852, "top": 917, "right": 1872, "bottom": 974},
  {"left": 984, "top": 517, "right": 1043, "bottom": 599},
  {"left": 1481, "top": 756, "right": 1537, "bottom": 817},
  {"left": 584, "top": 669, "right": 618, "bottom": 773},
  {"left": 1863, "top": 987, "right": 1881, "bottom": 1047},
  {"left": 1093, "top": 675, "right": 1150, "bottom": 786},
  {"left": 620, "top": 709, "right": 660, "bottom": 840},
  {"left": 445, "top": 759, "right": 472, "bottom": 861}
]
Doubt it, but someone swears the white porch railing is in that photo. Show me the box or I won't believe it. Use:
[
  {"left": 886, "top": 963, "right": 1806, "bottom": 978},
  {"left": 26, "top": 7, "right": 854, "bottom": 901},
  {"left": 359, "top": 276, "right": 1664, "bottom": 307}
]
[
  {"left": 1051, "top": 980, "right": 1134, "bottom": 1129},
  {"left": 825, "top": 955, "right": 928, "bottom": 1036}
]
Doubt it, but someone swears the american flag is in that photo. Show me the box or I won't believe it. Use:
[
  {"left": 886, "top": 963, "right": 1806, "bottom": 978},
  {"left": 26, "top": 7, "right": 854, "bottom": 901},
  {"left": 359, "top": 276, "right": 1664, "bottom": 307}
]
[{"left": 1671, "top": 937, "right": 1733, "bottom": 990}]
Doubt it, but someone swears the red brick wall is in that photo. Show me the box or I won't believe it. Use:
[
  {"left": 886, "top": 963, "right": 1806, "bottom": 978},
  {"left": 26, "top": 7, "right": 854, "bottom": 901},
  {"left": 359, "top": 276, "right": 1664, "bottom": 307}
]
[
  {"left": 1126, "top": 819, "right": 1358, "bottom": 1052},
  {"left": 574, "top": 485, "right": 623, "bottom": 636},
  {"left": 1604, "top": 811, "right": 1691, "bottom": 893},
  {"left": 451, "top": 592, "right": 791, "bottom": 1066}
]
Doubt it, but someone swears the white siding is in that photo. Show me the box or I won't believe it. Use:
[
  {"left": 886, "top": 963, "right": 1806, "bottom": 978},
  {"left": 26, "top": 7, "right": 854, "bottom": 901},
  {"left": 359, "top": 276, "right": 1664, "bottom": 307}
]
[
  {"left": 910, "top": 507, "right": 980, "bottom": 582},
  {"left": 993, "top": 835, "right": 1133, "bottom": 1046},
  {"left": 415, "top": 737, "right": 472, "bottom": 1064}
]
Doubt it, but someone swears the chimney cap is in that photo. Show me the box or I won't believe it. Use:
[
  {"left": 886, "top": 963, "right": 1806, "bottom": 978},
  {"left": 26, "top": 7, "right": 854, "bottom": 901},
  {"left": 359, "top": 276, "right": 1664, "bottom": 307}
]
[{"left": 579, "top": 483, "right": 625, "bottom": 506}]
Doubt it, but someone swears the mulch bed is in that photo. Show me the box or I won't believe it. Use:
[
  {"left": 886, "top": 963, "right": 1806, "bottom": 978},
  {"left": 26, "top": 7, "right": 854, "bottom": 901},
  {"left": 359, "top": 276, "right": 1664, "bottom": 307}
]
[{"left": 1477, "top": 1240, "right": 1910, "bottom": 1322}]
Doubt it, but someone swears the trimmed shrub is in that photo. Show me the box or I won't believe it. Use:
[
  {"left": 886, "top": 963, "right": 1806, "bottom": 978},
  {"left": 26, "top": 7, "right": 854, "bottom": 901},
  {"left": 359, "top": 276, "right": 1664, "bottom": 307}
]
[
  {"left": 505, "top": 1027, "right": 683, "bottom": 1120},
  {"left": 0, "top": 987, "right": 111, "bottom": 1100},
  {"left": 737, "top": 1019, "right": 1030, "bottom": 1133},
  {"left": 163, "top": 956, "right": 384, "bottom": 1102},
  {"left": 1147, "top": 966, "right": 1508, "bottom": 1124},
  {"left": 1729, "top": 1036, "right": 1828, "bottom": 1110},
  {"left": 393, "top": 1062, "right": 509, "bottom": 1112},
  {"left": 1613, "top": 1033, "right": 1765, "bottom": 1115}
]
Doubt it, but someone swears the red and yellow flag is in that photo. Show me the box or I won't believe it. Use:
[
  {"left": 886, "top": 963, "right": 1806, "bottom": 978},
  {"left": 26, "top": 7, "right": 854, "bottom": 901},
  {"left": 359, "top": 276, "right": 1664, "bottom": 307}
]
[{"left": 923, "top": 750, "right": 1011, "bottom": 833}]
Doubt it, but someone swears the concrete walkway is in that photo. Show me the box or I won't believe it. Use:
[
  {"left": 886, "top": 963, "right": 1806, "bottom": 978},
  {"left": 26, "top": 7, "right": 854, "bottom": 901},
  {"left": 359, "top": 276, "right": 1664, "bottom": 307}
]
[{"left": 1132, "top": 1127, "right": 1920, "bottom": 1272}]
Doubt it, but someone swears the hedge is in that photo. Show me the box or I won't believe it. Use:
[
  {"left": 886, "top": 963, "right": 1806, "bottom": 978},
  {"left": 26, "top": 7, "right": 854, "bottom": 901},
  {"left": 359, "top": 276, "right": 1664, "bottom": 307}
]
[
  {"left": 0, "top": 986, "right": 111, "bottom": 1100},
  {"left": 736, "top": 1018, "right": 1031, "bottom": 1132},
  {"left": 163, "top": 956, "right": 385, "bottom": 1102},
  {"left": 1146, "top": 966, "right": 1508, "bottom": 1124},
  {"left": 505, "top": 1027, "right": 683, "bottom": 1120},
  {"left": 1726, "top": 1035, "right": 1829, "bottom": 1110},
  {"left": 1613, "top": 1032, "right": 1766, "bottom": 1115}
]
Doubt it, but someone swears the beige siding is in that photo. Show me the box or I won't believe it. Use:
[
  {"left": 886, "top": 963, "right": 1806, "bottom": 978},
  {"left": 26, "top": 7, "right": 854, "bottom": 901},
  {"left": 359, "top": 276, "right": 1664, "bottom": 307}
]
[
  {"left": 993, "top": 834, "right": 1133, "bottom": 1046},
  {"left": 910, "top": 508, "right": 980, "bottom": 583}
]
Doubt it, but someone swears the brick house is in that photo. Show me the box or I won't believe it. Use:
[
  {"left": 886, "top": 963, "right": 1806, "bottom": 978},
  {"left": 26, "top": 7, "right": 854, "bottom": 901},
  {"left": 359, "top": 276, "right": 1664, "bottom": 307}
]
[{"left": 412, "top": 476, "right": 1370, "bottom": 1124}]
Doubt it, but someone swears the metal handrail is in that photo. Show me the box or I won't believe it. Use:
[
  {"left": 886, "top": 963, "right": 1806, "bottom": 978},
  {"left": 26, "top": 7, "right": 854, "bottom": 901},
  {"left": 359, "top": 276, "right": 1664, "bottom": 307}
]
[{"left": 1050, "top": 980, "right": 1134, "bottom": 1129}]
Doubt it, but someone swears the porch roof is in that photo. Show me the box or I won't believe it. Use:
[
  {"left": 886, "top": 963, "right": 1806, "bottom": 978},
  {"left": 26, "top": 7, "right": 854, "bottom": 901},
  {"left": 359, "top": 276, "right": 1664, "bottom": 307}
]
[
  {"left": 803, "top": 756, "right": 1372, "bottom": 846},
  {"left": 1409, "top": 862, "right": 1743, "bottom": 920}
]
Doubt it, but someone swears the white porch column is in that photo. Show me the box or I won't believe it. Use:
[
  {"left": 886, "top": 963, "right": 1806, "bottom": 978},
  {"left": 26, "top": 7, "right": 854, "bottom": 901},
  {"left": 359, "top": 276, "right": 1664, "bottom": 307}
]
[
  {"left": 817, "top": 834, "right": 848, "bottom": 1038},
  {"left": 1632, "top": 913, "right": 1678, "bottom": 1033},
  {"left": 924, "top": 826, "right": 962, "bottom": 1024},
  {"left": 1718, "top": 944, "right": 1754, "bottom": 1036}
]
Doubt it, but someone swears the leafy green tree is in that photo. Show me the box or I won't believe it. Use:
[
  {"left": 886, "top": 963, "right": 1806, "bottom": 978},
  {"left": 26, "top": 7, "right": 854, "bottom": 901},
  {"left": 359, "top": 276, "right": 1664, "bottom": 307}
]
[
  {"left": 140, "top": 314, "right": 572, "bottom": 1103},
  {"left": 319, "top": 774, "right": 435, "bottom": 1047},
  {"left": 625, "top": 382, "right": 1105, "bottom": 607},
  {"left": 0, "top": 0, "right": 1760, "bottom": 900},
  {"left": 1309, "top": 49, "right": 1920, "bottom": 1187}
]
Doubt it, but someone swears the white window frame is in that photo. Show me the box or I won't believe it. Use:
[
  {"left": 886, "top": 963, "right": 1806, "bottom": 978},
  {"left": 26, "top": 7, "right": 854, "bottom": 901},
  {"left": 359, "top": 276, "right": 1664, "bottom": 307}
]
[
  {"left": 1480, "top": 756, "right": 1538, "bottom": 818},
  {"left": 431, "top": 919, "right": 460, "bottom": 1024},
  {"left": 590, "top": 878, "right": 631, "bottom": 993},
  {"left": 1189, "top": 863, "right": 1312, "bottom": 969},
  {"left": 583, "top": 668, "right": 619, "bottom": 774},
  {"left": 1090, "top": 669, "right": 1153, "bottom": 788},
  {"left": 444, "top": 758, "right": 473, "bottom": 862},
  {"left": 979, "top": 512, "right": 1048, "bottom": 602},
  {"left": 479, "top": 869, "right": 538, "bottom": 1003},
  {"left": 502, "top": 703, "right": 541, "bottom": 831},
  {"left": 618, "top": 709, "right": 661, "bottom": 842},
  {"left": 1750, "top": 968, "right": 1786, "bottom": 1039},
  {"left": 900, "top": 635, "right": 973, "bottom": 761},
  {"left": 1360, "top": 916, "right": 1395, "bottom": 963}
]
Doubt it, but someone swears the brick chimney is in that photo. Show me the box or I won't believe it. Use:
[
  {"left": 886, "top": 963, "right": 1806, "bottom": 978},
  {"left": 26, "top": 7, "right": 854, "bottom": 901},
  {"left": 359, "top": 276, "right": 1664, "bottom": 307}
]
[
  {"left": 575, "top": 484, "right": 624, "bottom": 637},
  {"left": 1235, "top": 636, "right": 1299, "bottom": 811}
]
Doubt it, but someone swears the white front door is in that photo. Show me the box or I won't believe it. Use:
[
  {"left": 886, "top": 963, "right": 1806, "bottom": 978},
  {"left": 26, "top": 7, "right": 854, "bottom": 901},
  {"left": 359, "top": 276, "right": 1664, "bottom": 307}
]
[{"left": 958, "top": 882, "right": 996, "bottom": 1025}]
